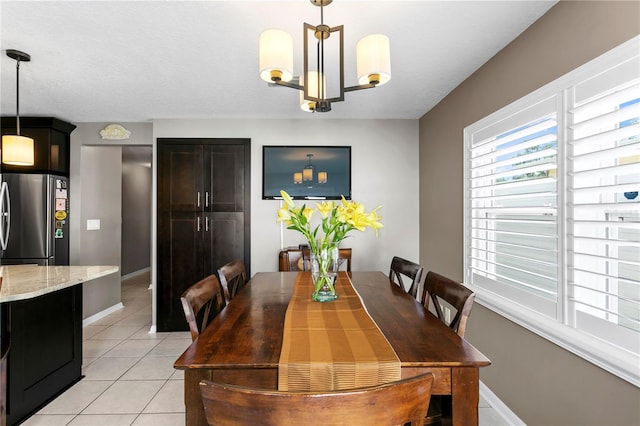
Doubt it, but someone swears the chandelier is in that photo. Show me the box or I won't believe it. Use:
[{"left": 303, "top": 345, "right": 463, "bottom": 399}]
[
  {"left": 293, "top": 154, "right": 327, "bottom": 184},
  {"left": 259, "top": 0, "right": 391, "bottom": 113}
]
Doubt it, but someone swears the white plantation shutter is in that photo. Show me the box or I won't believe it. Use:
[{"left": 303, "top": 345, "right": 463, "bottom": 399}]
[
  {"left": 567, "top": 58, "right": 640, "bottom": 353},
  {"left": 464, "top": 36, "right": 640, "bottom": 385},
  {"left": 468, "top": 96, "right": 559, "bottom": 318}
]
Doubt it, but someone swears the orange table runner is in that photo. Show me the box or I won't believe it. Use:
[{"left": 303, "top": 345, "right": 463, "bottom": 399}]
[{"left": 278, "top": 272, "right": 401, "bottom": 391}]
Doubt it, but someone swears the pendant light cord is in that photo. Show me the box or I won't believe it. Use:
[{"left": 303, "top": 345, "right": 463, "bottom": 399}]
[{"left": 15, "top": 57, "right": 21, "bottom": 136}]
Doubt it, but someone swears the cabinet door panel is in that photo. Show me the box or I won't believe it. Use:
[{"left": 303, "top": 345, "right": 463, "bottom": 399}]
[
  {"left": 203, "top": 212, "right": 244, "bottom": 277},
  {"left": 158, "top": 212, "right": 203, "bottom": 331},
  {"left": 7, "top": 286, "right": 81, "bottom": 425},
  {"left": 159, "top": 145, "right": 203, "bottom": 212},
  {"left": 205, "top": 145, "right": 245, "bottom": 212}
]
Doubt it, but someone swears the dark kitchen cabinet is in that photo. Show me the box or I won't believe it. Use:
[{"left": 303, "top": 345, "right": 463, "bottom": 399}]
[
  {"left": 157, "top": 139, "right": 250, "bottom": 331},
  {"left": 1, "top": 117, "right": 75, "bottom": 177},
  {"left": 5, "top": 285, "right": 82, "bottom": 426}
]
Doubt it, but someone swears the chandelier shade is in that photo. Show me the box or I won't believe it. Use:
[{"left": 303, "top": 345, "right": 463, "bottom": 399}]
[
  {"left": 259, "top": 0, "right": 390, "bottom": 113},
  {"left": 259, "top": 29, "right": 294, "bottom": 83},
  {"left": 356, "top": 34, "right": 391, "bottom": 86},
  {"left": 299, "top": 72, "right": 327, "bottom": 112}
]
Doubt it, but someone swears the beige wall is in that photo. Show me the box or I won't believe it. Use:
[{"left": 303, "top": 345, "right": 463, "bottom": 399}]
[
  {"left": 419, "top": 1, "right": 640, "bottom": 425},
  {"left": 70, "top": 122, "right": 153, "bottom": 320}
]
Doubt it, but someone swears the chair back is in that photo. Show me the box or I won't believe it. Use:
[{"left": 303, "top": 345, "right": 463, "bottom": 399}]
[
  {"left": 389, "top": 256, "right": 424, "bottom": 299},
  {"left": 217, "top": 259, "right": 247, "bottom": 301},
  {"left": 180, "top": 274, "right": 226, "bottom": 341},
  {"left": 302, "top": 247, "right": 352, "bottom": 272},
  {"left": 421, "top": 271, "right": 475, "bottom": 337},
  {"left": 337, "top": 248, "right": 352, "bottom": 272},
  {"left": 278, "top": 249, "right": 306, "bottom": 271},
  {"left": 199, "top": 373, "right": 434, "bottom": 426}
]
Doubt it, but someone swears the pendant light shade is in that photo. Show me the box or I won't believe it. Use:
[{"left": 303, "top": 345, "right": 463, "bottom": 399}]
[
  {"left": 259, "top": 29, "right": 294, "bottom": 83},
  {"left": 356, "top": 34, "right": 391, "bottom": 86},
  {"left": 1, "top": 135, "right": 34, "bottom": 166},
  {"left": 2, "top": 49, "right": 35, "bottom": 166}
]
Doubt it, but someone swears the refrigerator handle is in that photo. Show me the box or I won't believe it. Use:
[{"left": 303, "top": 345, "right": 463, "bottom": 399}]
[{"left": 0, "top": 182, "right": 10, "bottom": 251}]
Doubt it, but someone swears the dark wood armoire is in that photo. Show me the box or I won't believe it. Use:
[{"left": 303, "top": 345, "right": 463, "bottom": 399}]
[{"left": 157, "top": 138, "right": 250, "bottom": 331}]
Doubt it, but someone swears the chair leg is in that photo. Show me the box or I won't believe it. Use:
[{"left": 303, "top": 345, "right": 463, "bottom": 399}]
[{"left": 423, "top": 395, "right": 443, "bottom": 425}]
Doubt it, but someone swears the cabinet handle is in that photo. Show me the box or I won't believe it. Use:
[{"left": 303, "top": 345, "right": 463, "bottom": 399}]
[
  {"left": 197, "top": 216, "right": 201, "bottom": 232},
  {"left": 205, "top": 191, "right": 210, "bottom": 208},
  {"left": 197, "top": 192, "right": 201, "bottom": 208},
  {"left": 205, "top": 216, "right": 209, "bottom": 232}
]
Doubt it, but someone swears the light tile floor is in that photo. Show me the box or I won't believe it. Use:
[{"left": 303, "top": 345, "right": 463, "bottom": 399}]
[{"left": 23, "top": 271, "right": 509, "bottom": 426}]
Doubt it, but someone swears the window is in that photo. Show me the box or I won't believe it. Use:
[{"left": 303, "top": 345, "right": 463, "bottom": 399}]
[{"left": 464, "top": 36, "right": 639, "bottom": 386}]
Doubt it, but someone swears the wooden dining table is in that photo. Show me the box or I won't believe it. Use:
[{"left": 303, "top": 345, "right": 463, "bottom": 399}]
[{"left": 174, "top": 271, "right": 491, "bottom": 426}]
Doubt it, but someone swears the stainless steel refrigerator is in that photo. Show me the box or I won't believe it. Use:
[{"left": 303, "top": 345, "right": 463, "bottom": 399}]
[{"left": 0, "top": 173, "right": 69, "bottom": 266}]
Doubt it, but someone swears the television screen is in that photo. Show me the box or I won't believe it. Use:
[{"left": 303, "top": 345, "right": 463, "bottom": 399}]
[{"left": 262, "top": 146, "right": 351, "bottom": 200}]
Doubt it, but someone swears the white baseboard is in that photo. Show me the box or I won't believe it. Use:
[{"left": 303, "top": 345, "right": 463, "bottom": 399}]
[
  {"left": 148, "top": 325, "right": 157, "bottom": 334},
  {"left": 82, "top": 303, "right": 125, "bottom": 327},
  {"left": 121, "top": 267, "right": 151, "bottom": 281},
  {"left": 480, "top": 381, "right": 526, "bottom": 425}
]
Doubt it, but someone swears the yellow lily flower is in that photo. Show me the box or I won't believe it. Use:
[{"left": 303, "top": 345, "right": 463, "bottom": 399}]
[
  {"left": 280, "top": 190, "right": 295, "bottom": 208},
  {"left": 302, "top": 207, "right": 314, "bottom": 222},
  {"left": 276, "top": 207, "right": 292, "bottom": 224},
  {"left": 316, "top": 201, "right": 335, "bottom": 218}
]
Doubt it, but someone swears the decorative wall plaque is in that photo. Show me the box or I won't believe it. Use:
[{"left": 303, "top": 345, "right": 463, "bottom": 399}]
[{"left": 100, "top": 124, "right": 131, "bottom": 140}]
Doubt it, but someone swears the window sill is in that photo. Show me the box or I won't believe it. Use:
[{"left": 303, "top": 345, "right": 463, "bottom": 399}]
[{"left": 468, "top": 284, "right": 640, "bottom": 387}]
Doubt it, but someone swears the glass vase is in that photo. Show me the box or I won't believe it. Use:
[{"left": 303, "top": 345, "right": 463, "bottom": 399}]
[{"left": 310, "top": 246, "right": 339, "bottom": 302}]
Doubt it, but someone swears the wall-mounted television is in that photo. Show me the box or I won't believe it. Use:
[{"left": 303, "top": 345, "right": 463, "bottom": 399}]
[{"left": 262, "top": 146, "right": 351, "bottom": 200}]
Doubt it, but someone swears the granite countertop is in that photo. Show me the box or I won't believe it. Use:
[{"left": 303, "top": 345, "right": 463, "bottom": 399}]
[{"left": 0, "top": 265, "right": 119, "bottom": 303}]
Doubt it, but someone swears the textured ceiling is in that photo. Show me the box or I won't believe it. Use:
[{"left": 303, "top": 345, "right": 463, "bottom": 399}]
[{"left": 0, "top": 0, "right": 557, "bottom": 123}]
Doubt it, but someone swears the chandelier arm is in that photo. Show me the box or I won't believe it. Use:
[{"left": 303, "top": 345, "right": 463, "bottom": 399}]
[
  {"left": 272, "top": 80, "right": 304, "bottom": 91},
  {"left": 344, "top": 83, "right": 377, "bottom": 93}
]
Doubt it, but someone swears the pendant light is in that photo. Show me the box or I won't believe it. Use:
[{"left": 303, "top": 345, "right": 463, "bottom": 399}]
[
  {"left": 259, "top": 0, "right": 391, "bottom": 113},
  {"left": 2, "top": 49, "right": 35, "bottom": 166}
]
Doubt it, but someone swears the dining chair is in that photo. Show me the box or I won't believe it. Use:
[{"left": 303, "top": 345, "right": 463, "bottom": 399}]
[
  {"left": 389, "top": 256, "right": 424, "bottom": 299},
  {"left": 180, "top": 274, "right": 226, "bottom": 341},
  {"left": 199, "top": 373, "right": 434, "bottom": 426},
  {"left": 421, "top": 271, "right": 475, "bottom": 338},
  {"left": 278, "top": 249, "right": 306, "bottom": 271},
  {"left": 420, "top": 271, "right": 476, "bottom": 425},
  {"left": 217, "top": 259, "right": 248, "bottom": 302},
  {"left": 301, "top": 247, "right": 352, "bottom": 272}
]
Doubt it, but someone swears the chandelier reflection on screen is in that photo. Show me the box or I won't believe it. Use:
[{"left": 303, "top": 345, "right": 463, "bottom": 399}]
[
  {"left": 259, "top": 0, "right": 391, "bottom": 113},
  {"left": 294, "top": 154, "right": 327, "bottom": 185}
]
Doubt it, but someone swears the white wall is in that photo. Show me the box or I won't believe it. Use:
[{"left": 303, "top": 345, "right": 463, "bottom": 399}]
[{"left": 152, "top": 118, "right": 420, "bottom": 326}]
